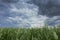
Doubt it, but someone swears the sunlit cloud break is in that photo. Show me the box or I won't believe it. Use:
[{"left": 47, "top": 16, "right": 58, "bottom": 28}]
[{"left": 7, "top": 2, "right": 48, "bottom": 28}]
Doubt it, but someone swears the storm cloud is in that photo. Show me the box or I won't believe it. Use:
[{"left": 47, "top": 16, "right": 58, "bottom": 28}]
[
  {"left": 28, "top": 0, "right": 60, "bottom": 17},
  {"left": 27, "top": 0, "right": 60, "bottom": 26},
  {"left": 0, "top": 0, "right": 60, "bottom": 28}
]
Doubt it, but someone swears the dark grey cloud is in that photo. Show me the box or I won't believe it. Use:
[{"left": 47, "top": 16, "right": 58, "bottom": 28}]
[
  {"left": 1, "top": 0, "right": 19, "bottom": 3},
  {"left": 27, "top": 0, "right": 60, "bottom": 17},
  {"left": 46, "top": 16, "right": 60, "bottom": 26}
]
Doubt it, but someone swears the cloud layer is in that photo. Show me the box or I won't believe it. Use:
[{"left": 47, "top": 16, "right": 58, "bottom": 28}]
[
  {"left": 0, "top": 0, "right": 47, "bottom": 28},
  {"left": 0, "top": 0, "right": 60, "bottom": 28}
]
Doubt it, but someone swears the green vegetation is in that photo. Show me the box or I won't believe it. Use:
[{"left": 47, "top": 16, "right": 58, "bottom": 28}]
[{"left": 0, "top": 27, "right": 60, "bottom": 40}]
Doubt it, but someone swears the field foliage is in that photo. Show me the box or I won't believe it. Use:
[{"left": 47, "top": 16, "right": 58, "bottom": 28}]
[{"left": 0, "top": 27, "right": 60, "bottom": 40}]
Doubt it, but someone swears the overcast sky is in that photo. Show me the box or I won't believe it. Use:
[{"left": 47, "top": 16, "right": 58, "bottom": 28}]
[{"left": 0, "top": 0, "right": 60, "bottom": 28}]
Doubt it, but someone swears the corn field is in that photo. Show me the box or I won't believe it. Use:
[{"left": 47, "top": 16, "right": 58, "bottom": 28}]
[{"left": 0, "top": 27, "right": 60, "bottom": 40}]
